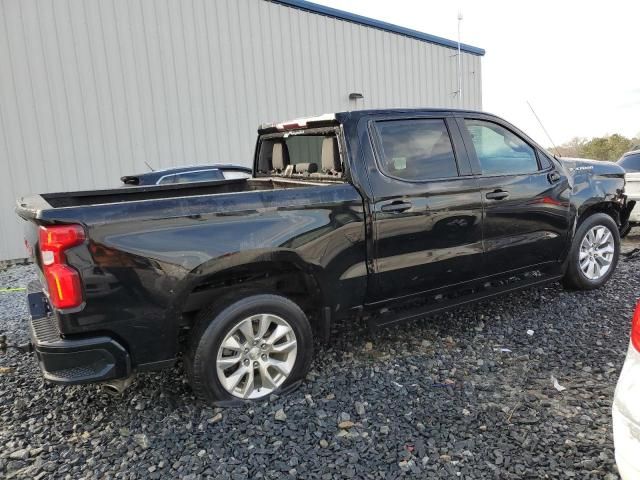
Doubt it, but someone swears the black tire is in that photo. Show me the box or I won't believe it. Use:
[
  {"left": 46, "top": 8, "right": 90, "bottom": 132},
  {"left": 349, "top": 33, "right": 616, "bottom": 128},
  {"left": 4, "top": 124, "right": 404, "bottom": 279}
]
[
  {"left": 185, "top": 293, "right": 313, "bottom": 404},
  {"left": 562, "top": 213, "right": 620, "bottom": 290}
]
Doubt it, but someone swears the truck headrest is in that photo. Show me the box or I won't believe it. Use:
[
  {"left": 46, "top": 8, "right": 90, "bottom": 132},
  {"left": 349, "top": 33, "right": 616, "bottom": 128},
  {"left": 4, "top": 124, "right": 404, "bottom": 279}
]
[
  {"left": 272, "top": 142, "right": 290, "bottom": 172},
  {"left": 321, "top": 137, "right": 341, "bottom": 173}
]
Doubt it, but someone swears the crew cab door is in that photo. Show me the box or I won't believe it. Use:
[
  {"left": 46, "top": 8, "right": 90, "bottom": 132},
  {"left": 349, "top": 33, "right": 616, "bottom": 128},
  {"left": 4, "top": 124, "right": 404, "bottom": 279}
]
[
  {"left": 457, "top": 115, "right": 571, "bottom": 276},
  {"left": 361, "top": 114, "right": 485, "bottom": 304}
]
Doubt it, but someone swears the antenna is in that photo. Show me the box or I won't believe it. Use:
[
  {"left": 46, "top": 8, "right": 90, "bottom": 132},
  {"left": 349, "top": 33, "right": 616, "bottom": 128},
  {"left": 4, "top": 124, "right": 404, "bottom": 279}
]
[
  {"left": 144, "top": 161, "right": 155, "bottom": 172},
  {"left": 527, "top": 101, "right": 560, "bottom": 157},
  {"left": 457, "top": 11, "right": 463, "bottom": 107}
]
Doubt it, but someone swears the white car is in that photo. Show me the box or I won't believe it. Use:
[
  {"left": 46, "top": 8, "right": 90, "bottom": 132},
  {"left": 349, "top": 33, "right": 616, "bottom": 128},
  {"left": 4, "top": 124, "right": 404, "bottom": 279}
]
[
  {"left": 612, "top": 302, "right": 640, "bottom": 479},
  {"left": 618, "top": 150, "right": 640, "bottom": 224}
]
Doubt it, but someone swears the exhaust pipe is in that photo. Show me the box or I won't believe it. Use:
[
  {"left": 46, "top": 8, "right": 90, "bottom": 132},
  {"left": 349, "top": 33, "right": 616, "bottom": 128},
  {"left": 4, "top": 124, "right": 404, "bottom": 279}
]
[{"left": 101, "top": 375, "right": 135, "bottom": 395}]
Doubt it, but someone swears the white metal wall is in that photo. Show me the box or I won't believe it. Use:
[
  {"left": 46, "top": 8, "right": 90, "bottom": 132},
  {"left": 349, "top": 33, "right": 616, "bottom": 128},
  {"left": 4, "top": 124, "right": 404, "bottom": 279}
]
[{"left": 0, "top": 0, "right": 482, "bottom": 261}]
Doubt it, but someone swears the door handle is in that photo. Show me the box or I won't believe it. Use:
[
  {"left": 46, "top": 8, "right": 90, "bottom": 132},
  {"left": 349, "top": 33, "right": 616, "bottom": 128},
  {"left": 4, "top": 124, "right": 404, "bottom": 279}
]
[
  {"left": 485, "top": 190, "right": 509, "bottom": 200},
  {"left": 380, "top": 200, "right": 412, "bottom": 213},
  {"left": 548, "top": 171, "right": 561, "bottom": 183}
]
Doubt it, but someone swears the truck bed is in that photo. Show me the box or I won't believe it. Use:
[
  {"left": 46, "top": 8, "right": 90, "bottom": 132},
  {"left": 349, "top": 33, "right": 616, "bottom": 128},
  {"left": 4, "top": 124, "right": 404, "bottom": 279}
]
[{"left": 16, "top": 177, "right": 333, "bottom": 221}]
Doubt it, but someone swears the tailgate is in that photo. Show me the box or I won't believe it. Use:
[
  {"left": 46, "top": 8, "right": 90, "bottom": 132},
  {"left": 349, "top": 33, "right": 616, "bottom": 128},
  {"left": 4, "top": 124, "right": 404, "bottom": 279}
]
[
  {"left": 21, "top": 218, "right": 48, "bottom": 305},
  {"left": 15, "top": 194, "right": 50, "bottom": 270},
  {"left": 23, "top": 221, "right": 41, "bottom": 267},
  {"left": 15, "top": 194, "right": 52, "bottom": 221}
]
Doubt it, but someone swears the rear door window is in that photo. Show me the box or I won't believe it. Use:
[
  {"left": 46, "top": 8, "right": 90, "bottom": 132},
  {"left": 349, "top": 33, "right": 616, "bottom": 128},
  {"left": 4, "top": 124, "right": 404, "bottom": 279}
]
[
  {"left": 221, "top": 169, "right": 251, "bottom": 180},
  {"left": 158, "top": 169, "right": 224, "bottom": 185},
  {"left": 374, "top": 119, "right": 459, "bottom": 181},
  {"left": 174, "top": 169, "right": 225, "bottom": 183},
  {"left": 618, "top": 153, "right": 640, "bottom": 172},
  {"left": 464, "top": 119, "right": 539, "bottom": 176},
  {"left": 538, "top": 151, "right": 554, "bottom": 169},
  {"left": 157, "top": 174, "right": 176, "bottom": 185}
]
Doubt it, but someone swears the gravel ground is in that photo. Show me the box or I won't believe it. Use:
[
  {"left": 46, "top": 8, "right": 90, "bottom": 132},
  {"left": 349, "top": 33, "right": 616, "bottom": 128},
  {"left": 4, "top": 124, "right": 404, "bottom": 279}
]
[{"left": 2, "top": 235, "right": 640, "bottom": 480}]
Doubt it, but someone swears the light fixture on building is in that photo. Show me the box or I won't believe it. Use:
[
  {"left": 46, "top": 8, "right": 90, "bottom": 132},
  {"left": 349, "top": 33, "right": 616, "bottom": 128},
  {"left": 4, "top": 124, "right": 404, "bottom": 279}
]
[{"left": 349, "top": 92, "right": 364, "bottom": 100}]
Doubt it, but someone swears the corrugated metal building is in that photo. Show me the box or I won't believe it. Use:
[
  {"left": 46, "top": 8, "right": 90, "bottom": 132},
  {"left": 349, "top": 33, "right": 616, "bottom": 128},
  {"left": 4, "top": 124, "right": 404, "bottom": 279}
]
[{"left": 0, "top": 0, "right": 484, "bottom": 261}]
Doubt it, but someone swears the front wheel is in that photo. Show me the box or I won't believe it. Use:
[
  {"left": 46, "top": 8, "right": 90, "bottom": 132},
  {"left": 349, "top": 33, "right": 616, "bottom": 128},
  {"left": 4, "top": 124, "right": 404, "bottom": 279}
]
[
  {"left": 186, "top": 294, "right": 313, "bottom": 403},
  {"left": 562, "top": 213, "right": 620, "bottom": 290}
]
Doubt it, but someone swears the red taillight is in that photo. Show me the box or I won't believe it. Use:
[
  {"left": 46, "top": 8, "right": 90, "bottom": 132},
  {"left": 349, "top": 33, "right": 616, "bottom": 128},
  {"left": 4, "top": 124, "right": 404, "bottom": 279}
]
[
  {"left": 39, "top": 225, "right": 85, "bottom": 309},
  {"left": 632, "top": 302, "right": 640, "bottom": 353}
]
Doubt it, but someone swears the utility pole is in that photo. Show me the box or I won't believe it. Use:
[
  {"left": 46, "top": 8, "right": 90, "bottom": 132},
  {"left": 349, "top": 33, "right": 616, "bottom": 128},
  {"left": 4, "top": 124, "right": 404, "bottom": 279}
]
[{"left": 457, "top": 11, "right": 463, "bottom": 107}]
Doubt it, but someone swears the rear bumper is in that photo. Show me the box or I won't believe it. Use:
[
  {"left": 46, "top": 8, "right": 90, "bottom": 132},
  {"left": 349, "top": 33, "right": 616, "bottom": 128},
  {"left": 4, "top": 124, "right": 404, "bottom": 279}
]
[{"left": 27, "top": 282, "right": 131, "bottom": 385}]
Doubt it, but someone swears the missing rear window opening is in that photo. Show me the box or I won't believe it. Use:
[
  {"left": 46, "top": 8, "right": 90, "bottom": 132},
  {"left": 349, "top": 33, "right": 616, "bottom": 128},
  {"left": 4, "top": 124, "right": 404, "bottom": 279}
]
[{"left": 257, "top": 130, "right": 344, "bottom": 180}]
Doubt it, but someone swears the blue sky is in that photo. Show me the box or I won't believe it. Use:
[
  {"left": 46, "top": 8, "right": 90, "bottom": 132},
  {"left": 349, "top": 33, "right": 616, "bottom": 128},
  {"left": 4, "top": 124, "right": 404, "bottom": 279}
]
[{"left": 314, "top": 0, "right": 640, "bottom": 147}]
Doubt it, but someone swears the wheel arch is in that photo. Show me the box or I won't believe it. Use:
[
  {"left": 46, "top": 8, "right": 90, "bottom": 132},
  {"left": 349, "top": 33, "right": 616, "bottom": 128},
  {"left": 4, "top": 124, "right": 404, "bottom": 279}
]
[
  {"left": 174, "top": 250, "right": 327, "bottom": 329},
  {"left": 577, "top": 201, "right": 623, "bottom": 229}
]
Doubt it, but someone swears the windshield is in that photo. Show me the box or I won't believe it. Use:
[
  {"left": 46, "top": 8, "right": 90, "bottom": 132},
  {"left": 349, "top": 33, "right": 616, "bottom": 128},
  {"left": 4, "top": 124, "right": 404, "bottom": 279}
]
[{"left": 618, "top": 153, "right": 640, "bottom": 173}]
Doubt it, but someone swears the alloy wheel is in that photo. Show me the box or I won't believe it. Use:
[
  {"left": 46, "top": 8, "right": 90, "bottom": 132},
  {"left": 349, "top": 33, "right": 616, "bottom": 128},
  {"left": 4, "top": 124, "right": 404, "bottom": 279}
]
[
  {"left": 216, "top": 314, "right": 298, "bottom": 399},
  {"left": 579, "top": 225, "right": 615, "bottom": 280}
]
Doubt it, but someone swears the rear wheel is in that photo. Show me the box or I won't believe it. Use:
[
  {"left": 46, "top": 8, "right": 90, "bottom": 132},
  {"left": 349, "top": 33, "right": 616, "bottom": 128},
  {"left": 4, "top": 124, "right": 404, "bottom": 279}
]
[
  {"left": 186, "top": 294, "right": 313, "bottom": 403},
  {"left": 562, "top": 213, "right": 620, "bottom": 290}
]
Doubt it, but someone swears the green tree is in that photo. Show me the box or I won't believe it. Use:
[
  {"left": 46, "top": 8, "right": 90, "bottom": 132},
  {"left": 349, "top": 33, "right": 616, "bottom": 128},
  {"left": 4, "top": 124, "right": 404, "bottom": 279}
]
[
  {"left": 554, "top": 133, "right": 636, "bottom": 160},
  {"left": 581, "top": 134, "right": 633, "bottom": 161},
  {"left": 554, "top": 137, "right": 587, "bottom": 157}
]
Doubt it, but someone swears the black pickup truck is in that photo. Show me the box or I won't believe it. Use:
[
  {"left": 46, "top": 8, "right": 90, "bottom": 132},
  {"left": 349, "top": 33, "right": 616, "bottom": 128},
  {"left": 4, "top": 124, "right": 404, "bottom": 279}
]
[{"left": 16, "top": 109, "right": 634, "bottom": 403}]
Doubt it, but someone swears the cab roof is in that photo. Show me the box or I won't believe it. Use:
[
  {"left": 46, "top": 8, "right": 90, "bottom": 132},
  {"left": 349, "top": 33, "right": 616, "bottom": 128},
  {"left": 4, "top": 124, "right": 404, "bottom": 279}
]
[{"left": 258, "top": 108, "right": 491, "bottom": 134}]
